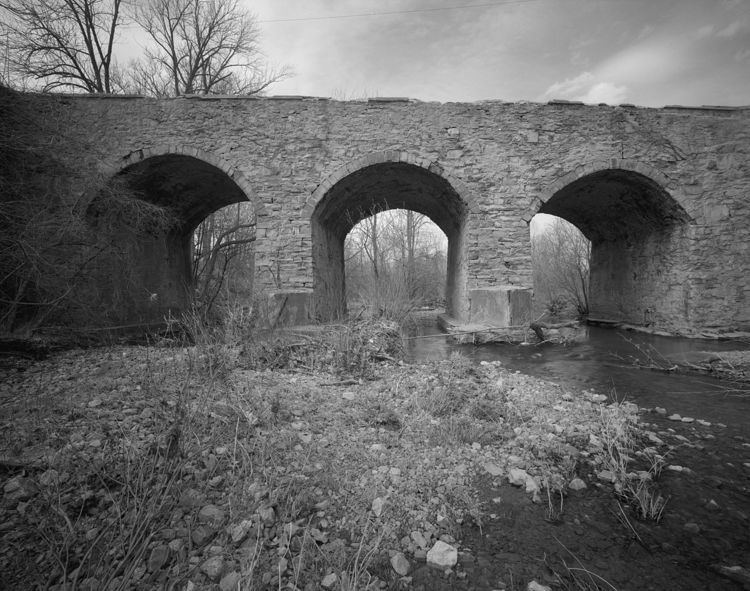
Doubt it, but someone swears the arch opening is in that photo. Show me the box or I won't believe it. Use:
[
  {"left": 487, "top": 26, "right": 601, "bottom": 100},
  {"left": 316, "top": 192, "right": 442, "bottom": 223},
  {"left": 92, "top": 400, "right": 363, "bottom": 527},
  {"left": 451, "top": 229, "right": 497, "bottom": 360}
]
[
  {"left": 530, "top": 214, "right": 591, "bottom": 321},
  {"left": 89, "top": 154, "right": 254, "bottom": 323},
  {"left": 311, "top": 161, "right": 468, "bottom": 322},
  {"left": 345, "top": 209, "right": 448, "bottom": 319},
  {"left": 537, "top": 168, "right": 692, "bottom": 329}
]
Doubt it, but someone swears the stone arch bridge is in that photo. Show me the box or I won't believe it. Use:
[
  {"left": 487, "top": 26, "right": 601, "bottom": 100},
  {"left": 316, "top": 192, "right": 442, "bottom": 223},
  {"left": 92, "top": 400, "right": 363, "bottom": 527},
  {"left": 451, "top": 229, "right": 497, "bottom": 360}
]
[{"left": 33, "top": 94, "right": 750, "bottom": 335}]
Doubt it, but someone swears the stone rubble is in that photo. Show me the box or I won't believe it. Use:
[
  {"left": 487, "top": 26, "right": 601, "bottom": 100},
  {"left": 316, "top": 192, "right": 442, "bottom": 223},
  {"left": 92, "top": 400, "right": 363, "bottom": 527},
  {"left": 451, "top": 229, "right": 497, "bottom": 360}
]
[{"left": 1, "top": 347, "right": 747, "bottom": 590}]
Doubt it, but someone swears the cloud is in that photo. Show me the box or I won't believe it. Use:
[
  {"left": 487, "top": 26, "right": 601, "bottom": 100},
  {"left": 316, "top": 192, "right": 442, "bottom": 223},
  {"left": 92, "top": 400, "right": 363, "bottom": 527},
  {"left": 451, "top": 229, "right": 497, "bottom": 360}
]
[
  {"left": 542, "top": 71, "right": 628, "bottom": 104},
  {"left": 717, "top": 21, "right": 747, "bottom": 37},
  {"left": 580, "top": 82, "right": 629, "bottom": 104},
  {"left": 544, "top": 71, "right": 595, "bottom": 97}
]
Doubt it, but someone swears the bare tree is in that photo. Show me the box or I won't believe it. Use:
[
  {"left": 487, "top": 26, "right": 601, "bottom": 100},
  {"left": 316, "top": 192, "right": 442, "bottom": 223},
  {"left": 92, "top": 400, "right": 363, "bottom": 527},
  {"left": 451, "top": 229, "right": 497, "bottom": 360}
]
[
  {"left": 345, "top": 208, "right": 447, "bottom": 319},
  {"left": 129, "top": 0, "right": 289, "bottom": 96},
  {"left": 532, "top": 216, "right": 590, "bottom": 318},
  {"left": 0, "top": 0, "right": 124, "bottom": 92},
  {"left": 192, "top": 205, "right": 255, "bottom": 318}
]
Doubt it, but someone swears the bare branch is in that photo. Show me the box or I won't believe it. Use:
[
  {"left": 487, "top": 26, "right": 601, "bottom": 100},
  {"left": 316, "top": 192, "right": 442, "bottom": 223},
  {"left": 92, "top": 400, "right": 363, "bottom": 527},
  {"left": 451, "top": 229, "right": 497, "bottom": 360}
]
[
  {"left": 0, "top": 0, "right": 124, "bottom": 92},
  {"left": 127, "top": 0, "right": 291, "bottom": 96}
]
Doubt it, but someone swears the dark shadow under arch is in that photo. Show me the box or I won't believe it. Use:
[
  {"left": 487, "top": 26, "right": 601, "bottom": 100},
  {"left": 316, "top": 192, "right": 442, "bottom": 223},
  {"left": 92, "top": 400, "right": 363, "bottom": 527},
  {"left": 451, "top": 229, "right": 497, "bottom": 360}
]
[
  {"left": 118, "top": 154, "right": 251, "bottom": 232},
  {"left": 539, "top": 169, "right": 690, "bottom": 243},
  {"left": 537, "top": 168, "right": 693, "bottom": 329},
  {"left": 311, "top": 161, "right": 468, "bottom": 322},
  {"left": 90, "top": 154, "right": 254, "bottom": 323}
]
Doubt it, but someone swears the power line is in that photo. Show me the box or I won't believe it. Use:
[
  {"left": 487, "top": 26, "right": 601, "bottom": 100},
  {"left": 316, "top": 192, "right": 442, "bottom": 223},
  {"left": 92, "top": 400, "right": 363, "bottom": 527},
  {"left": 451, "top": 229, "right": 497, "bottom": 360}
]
[{"left": 259, "top": 0, "right": 543, "bottom": 24}]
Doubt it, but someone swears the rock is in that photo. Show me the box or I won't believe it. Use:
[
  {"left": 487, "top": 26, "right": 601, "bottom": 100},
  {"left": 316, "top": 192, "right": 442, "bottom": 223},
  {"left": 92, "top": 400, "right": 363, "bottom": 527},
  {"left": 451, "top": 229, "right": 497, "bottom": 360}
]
[
  {"left": 681, "top": 417, "right": 695, "bottom": 423},
  {"left": 38, "top": 469, "right": 60, "bottom": 487},
  {"left": 684, "top": 522, "right": 700, "bottom": 534},
  {"left": 219, "top": 571, "right": 241, "bottom": 591},
  {"left": 168, "top": 539, "right": 184, "bottom": 554},
  {"left": 257, "top": 506, "right": 275, "bottom": 524},
  {"left": 321, "top": 573, "right": 338, "bottom": 588},
  {"left": 508, "top": 468, "right": 529, "bottom": 487},
  {"left": 426, "top": 540, "right": 458, "bottom": 569},
  {"left": 390, "top": 551, "right": 410, "bottom": 576},
  {"left": 191, "top": 525, "right": 214, "bottom": 547},
  {"left": 147, "top": 545, "right": 170, "bottom": 572},
  {"left": 527, "top": 582, "right": 552, "bottom": 591},
  {"left": 667, "top": 414, "right": 682, "bottom": 421},
  {"left": 569, "top": 477, "right": 587, "bottom": 491},
  {"left": 483, "top": 462, "right": 503, "bottom": 477},
  {"left": 372, "top": 497, "right": 386, "bottom": 517},
  {"left": 597, "top": 470, "right": 616, "bottom": 483},
  {"left": 3, "top": 476, "right": 37, "bottom": 504},
  {"left": 697, "top": 419, "right": 711, "bottom": 427},
  {"left": 198, "top": 505, "right": 225, "bottom": 526},
  {"left": 654, "top": 407, "right": 667, "bottom": 415},
  {"left": 524, "top": 474, "right": 540, "bottom": 494},
  {"left": 647, "top": 433, "right": 664, "bottom": 445},
  {"left": 201, "top": 556, "right": 224, "bottom": 581},
  {"left": 411, "top": 530, "right": 428, "bottom": 549},
  {"left": 230, "top": 520, "right": 254, "bottom": 544},
  {"left": 342, "top": 391, "right": 355, "bottom": 401}
]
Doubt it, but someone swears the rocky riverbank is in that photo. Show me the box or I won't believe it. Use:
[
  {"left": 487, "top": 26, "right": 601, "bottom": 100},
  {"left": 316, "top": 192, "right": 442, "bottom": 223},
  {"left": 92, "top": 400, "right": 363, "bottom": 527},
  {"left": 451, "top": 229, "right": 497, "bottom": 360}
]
[{"left": 1, "top": 338, "right": 748, "bottom": 590}]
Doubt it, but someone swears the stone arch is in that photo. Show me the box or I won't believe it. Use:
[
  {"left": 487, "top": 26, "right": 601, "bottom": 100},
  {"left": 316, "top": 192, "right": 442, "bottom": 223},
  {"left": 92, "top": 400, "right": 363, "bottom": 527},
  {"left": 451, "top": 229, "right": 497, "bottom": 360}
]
[
  {"left": 529, "top": 159, "right": 693, "bottom": 233},
  {"left": 308, "top": 151, "right": 472, "bottom": 322},
  {"left": 531, "top": 160, "right": 694, "bottom": 329},
  {"left": 92, "top": 148, "right": 259, "bottom": 324},
  {"left": 115, "top": 145, "right": 264, "bottom": 225}
]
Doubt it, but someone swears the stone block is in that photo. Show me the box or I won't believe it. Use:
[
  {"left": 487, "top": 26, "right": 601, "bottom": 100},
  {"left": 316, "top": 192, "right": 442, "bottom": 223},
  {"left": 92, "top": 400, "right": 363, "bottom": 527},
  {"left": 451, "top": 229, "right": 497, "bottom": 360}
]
[
  {"left": 468, "top": 286, "right": 532, "bottom": 327},
  {"left": 264, "top": 290, "right": 313, "bottom": 328}
]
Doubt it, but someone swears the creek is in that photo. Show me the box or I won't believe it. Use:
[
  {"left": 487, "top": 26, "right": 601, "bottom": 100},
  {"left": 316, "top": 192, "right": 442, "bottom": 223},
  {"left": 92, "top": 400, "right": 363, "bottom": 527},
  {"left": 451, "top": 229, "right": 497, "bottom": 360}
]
[
  {"left": 404, "top": 317, "right": 750, "bottom": 590},
  {"left": 405, "top": 320, "right": 750, "bottom": 438}
]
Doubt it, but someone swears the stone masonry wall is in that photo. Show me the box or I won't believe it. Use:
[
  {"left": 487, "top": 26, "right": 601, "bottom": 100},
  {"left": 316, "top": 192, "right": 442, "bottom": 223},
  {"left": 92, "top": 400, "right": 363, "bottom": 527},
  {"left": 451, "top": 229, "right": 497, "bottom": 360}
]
[{"left": 25, "top": 93, "right": 750, "bottom": 334}]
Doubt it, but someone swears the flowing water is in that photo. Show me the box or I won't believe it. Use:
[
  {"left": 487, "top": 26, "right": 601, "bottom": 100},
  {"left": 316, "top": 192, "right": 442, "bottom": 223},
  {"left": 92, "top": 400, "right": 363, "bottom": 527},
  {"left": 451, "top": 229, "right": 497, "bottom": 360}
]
[
  {"left": 404, "top": 317, "right": 750, "bottom": 590},
  {"left": 405, "top": 320, "right": 750, "bottom": 436}
]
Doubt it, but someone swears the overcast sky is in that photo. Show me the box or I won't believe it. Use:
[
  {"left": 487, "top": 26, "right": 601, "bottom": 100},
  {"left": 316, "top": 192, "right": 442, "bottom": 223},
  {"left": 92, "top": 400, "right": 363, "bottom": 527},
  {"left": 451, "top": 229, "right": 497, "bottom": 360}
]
[{"left": 246, "top": 0, "right": 750, "bottom": 106}]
